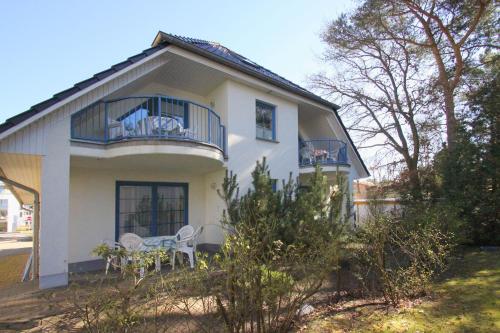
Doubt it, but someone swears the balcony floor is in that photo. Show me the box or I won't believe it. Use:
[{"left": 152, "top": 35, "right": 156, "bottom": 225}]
[{"left": 70, "top": 139, "right": 225, "bottom": 174}]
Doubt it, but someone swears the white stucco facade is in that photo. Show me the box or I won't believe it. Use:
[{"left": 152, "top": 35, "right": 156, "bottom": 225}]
[
  {"left": 0, "top": 185, "right": 21, "bottom": 232},
  {"left": 0, "top": 34, "right": 369, "bottom": 289}
]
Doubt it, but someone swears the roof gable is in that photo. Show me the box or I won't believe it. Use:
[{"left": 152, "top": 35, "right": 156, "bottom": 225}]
[
  {"left": 0, "top": 31, "right": 369, "bottom": 176},
  {"left": 0, "top": 44, "right": 166, "bottom": 134},
  {"left": 152, "top": 32, "right": 340, "bottom": 110}
]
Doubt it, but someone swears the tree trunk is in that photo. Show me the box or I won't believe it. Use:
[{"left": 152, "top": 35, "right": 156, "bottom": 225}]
[
  {"left": 407, "top": 162, "right": 421, "bottom": 200},
  {"left": 443, "top": 90, "right": 458, "bottom": 150},
  {"left": 403, "top": 154, "right": 421, "bottom": 199}
]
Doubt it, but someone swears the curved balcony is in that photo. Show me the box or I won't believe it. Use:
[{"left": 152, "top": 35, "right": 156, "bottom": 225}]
[
  {"left": 299, "top": 139, "right": 348, "bottom": 172},
  {"left": 70, "top": 96, "right": 226, "bottom": 155}
]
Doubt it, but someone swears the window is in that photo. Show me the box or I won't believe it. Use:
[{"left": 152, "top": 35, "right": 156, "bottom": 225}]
[
  {"left": 0, "top": 199, "right": 7, "bottom": 220},
  {"left": 256, "top": 100, "right": 276, "bottom": 141},
  {"left": 116, "top": 182, "right": 188, "bottom": 240}
]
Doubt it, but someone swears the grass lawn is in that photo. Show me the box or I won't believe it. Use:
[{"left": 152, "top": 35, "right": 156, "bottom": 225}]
[
  {"left": 302, "top": 249, "right": 500, "bottom": 332},
  {"left": 0, "top": 254, "right": 29, "bottom": 289}
]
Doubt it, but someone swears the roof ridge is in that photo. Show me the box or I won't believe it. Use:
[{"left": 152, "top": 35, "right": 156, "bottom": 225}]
[
  {"left": 169, "top": 33, "right": 219, "bottom": 46},
  {"left": 158, "top": 31, "right": 311, "bottom": 93}
]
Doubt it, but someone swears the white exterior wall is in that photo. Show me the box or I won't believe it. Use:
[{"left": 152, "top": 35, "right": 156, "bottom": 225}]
[
  {"left": 203, "top": 169, "right": 226, "bottom": 245},
  {"left": 119, "top": 82, "right": 211, "bottom": 106},
  {"left": 39, "top": 116, "right": 70, "bottom": 288},
  {"left": 69, "top": 166, "right": 217, "bottom": 264},
  {"left": 226, "top": 81, "right": 299, "bottom": 192},
  {"left": 0, "top": 189, "right": 21, "bottom": 232},
  {"left": 354, "top": 200, "right": 402, "bottom": 225}
]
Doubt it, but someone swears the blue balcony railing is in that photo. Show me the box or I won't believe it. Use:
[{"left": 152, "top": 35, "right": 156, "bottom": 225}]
[
  {"left": 299, "top": 139, "right": 348, "bottom": 167},
  {"left": 71, "top": 96, "right": 226, "bottom": 154}
]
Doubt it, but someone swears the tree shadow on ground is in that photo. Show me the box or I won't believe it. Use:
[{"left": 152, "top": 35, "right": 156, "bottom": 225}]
[{"left": 300, "top": 249, "right": 500, "bottom": 333}]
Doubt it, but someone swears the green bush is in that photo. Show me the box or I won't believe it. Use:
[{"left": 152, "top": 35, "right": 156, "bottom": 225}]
[
  {"left": 351, "top": 207, "right": 453, "bottom": 306},
  {"left": 207, "top": 158, "right": 348, "bottom": 332}
]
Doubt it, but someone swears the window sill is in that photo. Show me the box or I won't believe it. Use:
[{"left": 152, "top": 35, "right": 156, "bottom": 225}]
[{"left": 256, "top": 137, "right": 279, "bottom": 144}]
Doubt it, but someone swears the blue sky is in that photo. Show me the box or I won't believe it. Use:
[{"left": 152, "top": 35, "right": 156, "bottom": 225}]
[{"left": 0, "top": 0, "right": 355, "bottom": 123}]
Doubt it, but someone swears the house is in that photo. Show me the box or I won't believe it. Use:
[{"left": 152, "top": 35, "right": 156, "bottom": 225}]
[
  {"left": 0, "top": 32, "right": 369, "bottom": 289},
  {"left": 353, "top": 179, "right": 401, "bottom": 224},
  {"left": 0, "top": 182, "right": 22, "bottom": 232}
]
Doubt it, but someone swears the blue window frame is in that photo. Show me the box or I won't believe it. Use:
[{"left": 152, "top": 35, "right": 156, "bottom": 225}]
[
  {"left": 256, "top": 100, "right": 276, "bottom": 141},
  {"left": 115, "top": 181, "right": 188, "bottom": 240}
]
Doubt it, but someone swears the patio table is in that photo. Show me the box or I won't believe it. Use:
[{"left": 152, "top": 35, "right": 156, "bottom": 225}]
[
  {"left": 142, "top": 235, "right": 177, "bottom": 273},
  {"left": 143, "top": 235, "right": 177, "bottom": 250}
]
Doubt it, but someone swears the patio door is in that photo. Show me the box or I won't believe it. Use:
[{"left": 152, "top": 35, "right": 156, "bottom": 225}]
[{"left": 116, "top": 181, "right": 188, "bottom": 240}]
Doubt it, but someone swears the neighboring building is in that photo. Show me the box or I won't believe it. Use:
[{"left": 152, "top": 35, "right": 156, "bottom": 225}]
[
  {"left": 0, "top": 182, "right": 21, "bottom": 232},
  {"left": 353, "top": 179, "right": 401, "bottom": 224},
  {"left": 0, "top": 32, "right": 369, "bottom": 288}
]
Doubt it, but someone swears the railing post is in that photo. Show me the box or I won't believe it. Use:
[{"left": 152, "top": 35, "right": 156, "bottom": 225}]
[
  {"left": 220, "top": 124, "right": 223, "bottom": 150},
  {"left": 207, "top": 111, "right": 212, "bottom": 144},
  {"left": 157, "top": 97, "right": 161, "bottom": 139},
  {"left": 328, "top": 140, "right": 332, "bottom": 162},
  {"left": 104, "top": 102, "right": 109, "bottom": 142},
  {"left": 223, "top": 125, "right": 227, "bottom": 157}
]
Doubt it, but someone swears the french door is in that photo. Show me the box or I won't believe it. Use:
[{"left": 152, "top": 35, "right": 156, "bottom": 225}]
[{"left": 116, "top": 181, "right": 188, "bottom": 240}]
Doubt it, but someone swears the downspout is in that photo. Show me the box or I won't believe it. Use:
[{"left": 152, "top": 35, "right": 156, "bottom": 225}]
[{"left": 0, "top": 175, "right": 40, "bottom": 279}]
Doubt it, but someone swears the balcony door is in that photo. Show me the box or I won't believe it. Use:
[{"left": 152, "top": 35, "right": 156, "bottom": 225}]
[{"left": 116, "top": 181, "right": 188, "bottom": 240}]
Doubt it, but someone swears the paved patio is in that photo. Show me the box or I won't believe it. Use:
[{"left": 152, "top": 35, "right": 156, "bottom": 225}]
[{"left": 0, "top": 232, "right": 32, "bottom": 257}]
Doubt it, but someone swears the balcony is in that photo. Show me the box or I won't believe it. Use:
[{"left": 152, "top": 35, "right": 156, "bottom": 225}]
[
  {"left": 71, "top": 96, "right": 226, "bottom": 154},
  {"left": 299, "top": 139, "right": 348, "bottom": 170}
]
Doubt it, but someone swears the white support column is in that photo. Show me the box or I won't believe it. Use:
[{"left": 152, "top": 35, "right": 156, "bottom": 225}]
[{"left": 39, "top": 118, "right": 70, "bottom": 289}]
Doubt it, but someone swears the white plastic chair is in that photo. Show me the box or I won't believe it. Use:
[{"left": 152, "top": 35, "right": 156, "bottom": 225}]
[
  {"left": 119, "top": 233, "right": 147, "bottom": 277},
  {"left": 170, "top": 225, "right": 195, "bottom": 269},
  {"left": 119, "top": 233, "right": 144, "bottom": 252},
  {"left": 192, "top": 226, "right": 204, "bottom": 262},
  {"left": 101, "top": 239, "right": 123, "bottom": 275}
]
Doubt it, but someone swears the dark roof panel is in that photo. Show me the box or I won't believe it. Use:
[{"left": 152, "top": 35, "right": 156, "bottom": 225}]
[
  {"left": 52, "top": 87, "right": 81, "bottom": 100},
  {"left": 111, "top": 61, "right": 131, "bottom": 71},
  {"left": 94, "top": 68, "right": 117, "bottom": 80},
  {"left": 162, "top": 33, "right": 311, "bottom": 94}
]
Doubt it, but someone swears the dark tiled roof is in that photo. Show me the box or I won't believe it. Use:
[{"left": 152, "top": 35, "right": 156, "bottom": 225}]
[{"left": 0, "top": 44, "right": 166, "bottom": 134}]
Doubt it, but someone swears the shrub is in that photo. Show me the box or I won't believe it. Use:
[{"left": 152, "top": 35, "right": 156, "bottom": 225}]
[
  {"left": 207, "top": 158, "right": 348, "bottom": 332},
  {"left": 351, "top": 206, "right": 453, "bottom": 306}
]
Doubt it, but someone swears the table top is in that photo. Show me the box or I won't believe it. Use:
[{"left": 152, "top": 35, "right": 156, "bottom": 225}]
[{"left": 143, "top": 235, "right": 177, "bottom": 249}]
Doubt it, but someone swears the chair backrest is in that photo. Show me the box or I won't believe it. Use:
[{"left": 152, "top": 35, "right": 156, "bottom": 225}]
[
  {"left": 300, "top": 146, "right": 312, "bottom": 159},
  {"left": 192, "top": 226, "right": 204, "bottom": 250},
  {"left": 175, "top": 225, "right": 194, "bottom": 248},
  {"left": 306, "top": 141, "right": 315, "bottom": 151},
  {"left": 119, "top": 233, "right": 144, "bottom": 252},
  {"left": 102, "top": 239, "right": 123, "bottom": 250}
]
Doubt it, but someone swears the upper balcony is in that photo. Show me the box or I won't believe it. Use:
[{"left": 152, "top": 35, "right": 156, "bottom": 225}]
[
  {"left": 70, "top": 96, "right": 226, "bottom": 163},
  {"left": 299, "top": 139, "right": 349, "bottom": 173}
]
